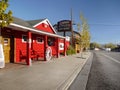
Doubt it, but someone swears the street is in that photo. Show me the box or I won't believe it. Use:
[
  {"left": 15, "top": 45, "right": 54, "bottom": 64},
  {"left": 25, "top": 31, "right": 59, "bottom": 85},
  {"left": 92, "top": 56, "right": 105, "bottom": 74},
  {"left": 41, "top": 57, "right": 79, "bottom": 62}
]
[{"left": 69, "top": 51, "right": 120, "bottom": 90}]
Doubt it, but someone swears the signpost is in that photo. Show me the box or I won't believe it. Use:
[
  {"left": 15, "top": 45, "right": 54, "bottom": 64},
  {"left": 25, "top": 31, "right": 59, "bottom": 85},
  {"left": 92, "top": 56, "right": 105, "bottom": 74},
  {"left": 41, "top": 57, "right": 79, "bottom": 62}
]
[
  {"left": 57, "top": 20, "right": 72, "bottom": 36},
  {"left": 57, "top": 20, "right": 72, "bottom": 32}
]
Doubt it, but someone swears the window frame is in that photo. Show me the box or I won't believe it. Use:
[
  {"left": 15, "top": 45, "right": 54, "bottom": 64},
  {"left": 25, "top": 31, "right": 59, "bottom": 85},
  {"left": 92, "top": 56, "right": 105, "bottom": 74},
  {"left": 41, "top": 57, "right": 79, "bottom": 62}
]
[
  {"left": 22, "top": 35, "right": 27, "bottom": 43},
  {"left": 36, "top": 37, "right": 44, "bottom": 44}
]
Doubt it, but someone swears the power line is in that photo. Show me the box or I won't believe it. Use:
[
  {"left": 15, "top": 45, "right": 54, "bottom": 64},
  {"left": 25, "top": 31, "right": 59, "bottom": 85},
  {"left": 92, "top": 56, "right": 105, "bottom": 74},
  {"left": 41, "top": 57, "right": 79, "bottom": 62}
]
[{"left": 89, "top": 23, "right": 120, "bottom": 26}]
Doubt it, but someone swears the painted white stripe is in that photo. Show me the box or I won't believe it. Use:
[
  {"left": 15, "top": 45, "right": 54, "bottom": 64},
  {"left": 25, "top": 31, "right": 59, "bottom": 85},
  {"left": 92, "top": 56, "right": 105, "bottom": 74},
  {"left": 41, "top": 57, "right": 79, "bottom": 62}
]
[{"left": 101, "top": 54, "right": 120, "bottom": 64}]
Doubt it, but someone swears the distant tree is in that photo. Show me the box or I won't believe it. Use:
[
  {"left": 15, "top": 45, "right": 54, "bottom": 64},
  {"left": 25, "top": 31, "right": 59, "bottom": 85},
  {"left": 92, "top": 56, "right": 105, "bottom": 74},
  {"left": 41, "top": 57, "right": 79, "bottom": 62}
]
[
  {"left": 0, "top": 0, "right": 13, "bottom": 43},
  {"left": 79, "top": 13, "right": 90, "bottom": 51},
  {"left": 90, "top": 42, "right": 100, "bottom": 50},
  {"left": 104, "top": 43, "right": 116, "bottom": 49}
]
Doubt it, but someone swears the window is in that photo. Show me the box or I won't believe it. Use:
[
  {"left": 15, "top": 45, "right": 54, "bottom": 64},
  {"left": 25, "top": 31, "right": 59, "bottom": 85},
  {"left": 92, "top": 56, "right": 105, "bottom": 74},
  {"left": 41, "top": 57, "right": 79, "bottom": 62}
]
[
  {"left": 36, "top": 37, "right": 44, "bottom": 43},
  {"left": 22, "top": 35, "right": 27, "bottom": 42},
  {"left": 42, "top": 23, "right": 48, "bottom": 28},
  {"left": 48, "top": 37, "right": 55, "bottom": 46},
  {"left": 4, "top": 38, "right": 9, "bottom": 46}
]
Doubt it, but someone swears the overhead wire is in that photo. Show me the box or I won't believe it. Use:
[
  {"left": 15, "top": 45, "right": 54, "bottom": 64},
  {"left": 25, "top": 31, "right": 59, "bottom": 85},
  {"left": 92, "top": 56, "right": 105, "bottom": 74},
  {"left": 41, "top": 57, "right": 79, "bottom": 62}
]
[{"left": 89, "top": 23, "right": 120, "bottom": 26}]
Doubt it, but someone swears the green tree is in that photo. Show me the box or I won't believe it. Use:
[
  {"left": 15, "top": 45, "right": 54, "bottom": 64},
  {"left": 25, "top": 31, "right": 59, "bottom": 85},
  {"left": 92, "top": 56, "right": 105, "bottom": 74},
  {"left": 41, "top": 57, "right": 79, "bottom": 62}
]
[
  {"left": 79, "top": 13, "right": 90, "bottom": 51},
  {"left": 90, "top": 42, "right": 100, "bottom": 50},
  {"left": 104, "top": 43, "right": 116, "bottom": 49},
  {"left": 0, "top": 0, "right": 13, "bottom": 43}
]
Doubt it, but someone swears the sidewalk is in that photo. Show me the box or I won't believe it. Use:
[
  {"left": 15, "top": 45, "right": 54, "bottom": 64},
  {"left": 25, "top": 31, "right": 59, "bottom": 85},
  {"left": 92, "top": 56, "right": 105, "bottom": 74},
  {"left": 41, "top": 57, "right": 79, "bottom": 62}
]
[{"left": 0, "top": 52, "right": 91, "bottom": 90}]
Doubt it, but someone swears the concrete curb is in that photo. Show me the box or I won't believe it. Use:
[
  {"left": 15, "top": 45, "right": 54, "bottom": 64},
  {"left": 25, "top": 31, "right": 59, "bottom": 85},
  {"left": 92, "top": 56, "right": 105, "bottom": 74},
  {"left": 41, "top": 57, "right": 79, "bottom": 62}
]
[
  {"left": 68, "top": 52, "right": 93, "bottom": 90},
  {"left": 57, "top": 52, "right": 92, "bottom": 90}
]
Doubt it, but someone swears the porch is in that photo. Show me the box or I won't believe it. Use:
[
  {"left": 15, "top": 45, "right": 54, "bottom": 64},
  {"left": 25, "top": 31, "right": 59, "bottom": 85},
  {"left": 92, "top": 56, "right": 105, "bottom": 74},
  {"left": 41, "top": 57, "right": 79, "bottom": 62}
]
[{"left": 1, "top": 26, "right": 67, "bottom": 66}]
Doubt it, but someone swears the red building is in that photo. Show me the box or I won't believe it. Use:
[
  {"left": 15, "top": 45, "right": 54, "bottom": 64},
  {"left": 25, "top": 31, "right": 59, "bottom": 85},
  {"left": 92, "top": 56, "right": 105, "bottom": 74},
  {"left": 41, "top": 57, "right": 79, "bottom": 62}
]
[{"left": 1, "top": 17, "right": 70, "bottom": 66}]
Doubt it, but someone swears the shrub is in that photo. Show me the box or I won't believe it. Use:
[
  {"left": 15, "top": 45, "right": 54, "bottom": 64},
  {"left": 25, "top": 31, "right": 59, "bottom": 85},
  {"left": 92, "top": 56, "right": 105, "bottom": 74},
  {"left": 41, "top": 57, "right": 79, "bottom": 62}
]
[{"left": 66, "top": 45, "right": 76, "bottom": 55}]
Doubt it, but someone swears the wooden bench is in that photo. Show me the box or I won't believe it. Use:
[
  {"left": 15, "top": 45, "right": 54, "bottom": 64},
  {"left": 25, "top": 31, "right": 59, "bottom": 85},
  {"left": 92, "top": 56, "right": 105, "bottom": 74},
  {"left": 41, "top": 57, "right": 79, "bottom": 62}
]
[
  {"left": 20, "top": 50, "right": 44, "bottom": 61},
  {"left": 31, "top": 50, "right": 40, "bottom": 60},
  {"left": 19, "top": 50, "right": 27, "bottom": 62}
]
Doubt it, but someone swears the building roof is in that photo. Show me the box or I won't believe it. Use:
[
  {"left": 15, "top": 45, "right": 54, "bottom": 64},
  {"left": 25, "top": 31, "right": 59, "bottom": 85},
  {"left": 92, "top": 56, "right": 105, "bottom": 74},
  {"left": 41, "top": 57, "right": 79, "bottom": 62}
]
[
  {"left": 8, "top": 17, "right": 64, "bottom": 38},
  {"left": 73, "top": 31, "right": 81, "bottom": 36},
  {"left": 27, "top": 19, "right": 57, "bottom": 34},
  {"left": 27, "top": 19, "right": 45, "bottom": 26},
  {"left": 13, "top": 17, "right": 34, "bottom": 29}
]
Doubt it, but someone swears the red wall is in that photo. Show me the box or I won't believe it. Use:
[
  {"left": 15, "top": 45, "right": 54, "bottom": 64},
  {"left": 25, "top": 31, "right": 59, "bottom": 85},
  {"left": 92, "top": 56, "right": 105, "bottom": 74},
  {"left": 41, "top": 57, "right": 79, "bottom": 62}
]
[
  {"left": 15, "top": 32, "right": 58, "bottom": 63},
  {"left": 35, "top": 23, "right": 55, "bottom": 34},
  {"left": 15, "top": 33, "right": 46, "bottom": 63},
  {"left": 59, "top": 39, "right": 64, "bottom": 53},
  {"left": 15, "top": 31, "right": 27, "bottom": 63},
  {"left": 32, "top": 34, "right": 44, "bottom": 57},
  {"left": 66, "top": 41, "right": 70, "bottom": 49},
  {"left": 47, "top": 37, "right": 57, "bottom": 57},
  {"left": 50, "top": 44, "right": 57, "bottom": 57},
  {"left": 59, "top": 39, "right": 70, "bottom": 53}
]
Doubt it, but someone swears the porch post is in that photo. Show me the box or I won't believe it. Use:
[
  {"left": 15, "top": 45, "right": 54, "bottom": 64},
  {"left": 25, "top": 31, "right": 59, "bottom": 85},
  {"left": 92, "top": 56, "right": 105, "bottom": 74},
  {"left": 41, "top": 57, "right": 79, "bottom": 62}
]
[
  {"left": 64, "top": 38, "right": 66, "bottom": 56},
  {"left": 0, "top": 28, "right": 2, "bottom": 44},
  {"left": 44, "top": 35, "right": 47, "bottom": 61},
  {"left": 27, "top": 31, "right": 32, "bottom": 66},
  {"left": 56, "top": 38, "right": 59, "bottom": 58}
]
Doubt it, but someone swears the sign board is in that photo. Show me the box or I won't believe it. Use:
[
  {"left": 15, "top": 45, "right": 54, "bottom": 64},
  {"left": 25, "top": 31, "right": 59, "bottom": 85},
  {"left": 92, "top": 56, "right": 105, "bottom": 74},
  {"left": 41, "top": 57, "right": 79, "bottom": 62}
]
[
  {"left": 59, "top": 43, "right": 64, "bottom": 50},
  {"left": 58, "top": 20, "right": 71, "bottom": 32},
  {"left": 66, "top": 36, "right": 70, "bottom": 41},
  {"left": 0, "top": 44, "right": 5, "bottom": 68}
]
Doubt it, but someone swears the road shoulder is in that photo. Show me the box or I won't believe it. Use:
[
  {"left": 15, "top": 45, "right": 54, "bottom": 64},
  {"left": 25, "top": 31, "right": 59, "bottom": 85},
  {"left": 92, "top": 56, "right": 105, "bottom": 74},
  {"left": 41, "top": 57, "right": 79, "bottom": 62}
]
[
  {"left": 58, "top": 52, "right": 93, "bottom": 90},
  {"left": 68, "top": 52, "right": 93, "bottom": 90}
]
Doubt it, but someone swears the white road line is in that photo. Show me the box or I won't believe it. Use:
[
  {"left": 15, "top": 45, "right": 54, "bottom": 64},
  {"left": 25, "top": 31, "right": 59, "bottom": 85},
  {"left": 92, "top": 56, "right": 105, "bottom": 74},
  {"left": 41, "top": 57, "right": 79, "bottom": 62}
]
[{"left": 101, "top": 53, "right": 120, "bottom": 64}]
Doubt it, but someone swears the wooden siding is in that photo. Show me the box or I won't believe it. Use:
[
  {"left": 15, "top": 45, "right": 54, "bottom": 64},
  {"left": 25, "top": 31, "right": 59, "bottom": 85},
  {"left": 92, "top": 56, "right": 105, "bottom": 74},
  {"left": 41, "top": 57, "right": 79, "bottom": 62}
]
[{"left": 35, "top": 23, "right": 55, "bottom": 34}]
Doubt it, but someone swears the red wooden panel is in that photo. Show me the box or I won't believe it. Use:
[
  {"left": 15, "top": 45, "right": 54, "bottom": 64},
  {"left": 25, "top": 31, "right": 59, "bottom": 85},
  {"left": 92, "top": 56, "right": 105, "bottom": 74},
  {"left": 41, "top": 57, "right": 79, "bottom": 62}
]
[{"left": 35, "top": 23, "right": 55, "bottom": 34}]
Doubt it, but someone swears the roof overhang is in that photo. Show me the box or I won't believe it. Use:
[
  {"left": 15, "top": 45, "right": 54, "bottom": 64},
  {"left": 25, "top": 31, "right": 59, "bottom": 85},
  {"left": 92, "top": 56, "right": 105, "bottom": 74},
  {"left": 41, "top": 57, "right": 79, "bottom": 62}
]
[{"left": 9, "top": 23, "right": 65, "bottom": 39}]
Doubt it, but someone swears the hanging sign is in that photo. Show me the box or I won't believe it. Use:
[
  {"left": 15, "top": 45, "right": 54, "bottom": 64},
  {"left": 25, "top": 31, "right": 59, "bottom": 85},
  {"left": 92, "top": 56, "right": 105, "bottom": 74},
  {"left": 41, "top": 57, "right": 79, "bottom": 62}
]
[
  {"left": 58, "top": 20, "right": 71, "bottom": 32},
  {"left": 59, "top": 43, "right": 64, "bottom": 50}
]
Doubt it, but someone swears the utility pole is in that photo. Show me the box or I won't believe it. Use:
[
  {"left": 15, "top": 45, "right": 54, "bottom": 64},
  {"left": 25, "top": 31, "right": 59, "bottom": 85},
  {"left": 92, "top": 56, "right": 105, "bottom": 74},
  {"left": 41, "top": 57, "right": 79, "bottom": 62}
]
[{"left": 71, "top": 8, "right": 74, "bottom": 47}]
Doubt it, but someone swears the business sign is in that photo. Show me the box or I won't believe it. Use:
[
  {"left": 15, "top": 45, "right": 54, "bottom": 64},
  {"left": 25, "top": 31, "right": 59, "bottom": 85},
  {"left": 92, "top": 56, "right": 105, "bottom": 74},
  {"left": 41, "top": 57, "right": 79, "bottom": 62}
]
[
  {"left": 58, "top": 20, "right": 71, "bottom": 31},
  {"left": 59, "top": 43, "right": 64, "bottom": 50},
  {"left": 65, "top": 36, "right": 70, "bottom": 41}
]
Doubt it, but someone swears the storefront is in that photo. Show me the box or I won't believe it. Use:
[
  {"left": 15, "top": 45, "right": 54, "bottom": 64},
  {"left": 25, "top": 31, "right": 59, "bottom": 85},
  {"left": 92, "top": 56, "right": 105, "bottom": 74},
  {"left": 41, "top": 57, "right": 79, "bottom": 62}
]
[{"left": 0, "top": 17, "right": 69, "bottom": 67}]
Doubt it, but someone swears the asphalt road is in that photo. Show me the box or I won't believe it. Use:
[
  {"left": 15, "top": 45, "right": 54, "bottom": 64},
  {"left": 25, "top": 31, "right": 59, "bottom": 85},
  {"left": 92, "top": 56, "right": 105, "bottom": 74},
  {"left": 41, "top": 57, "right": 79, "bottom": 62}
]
[{"left": 69, "top": 51, "right": 120, "bottom": 90}]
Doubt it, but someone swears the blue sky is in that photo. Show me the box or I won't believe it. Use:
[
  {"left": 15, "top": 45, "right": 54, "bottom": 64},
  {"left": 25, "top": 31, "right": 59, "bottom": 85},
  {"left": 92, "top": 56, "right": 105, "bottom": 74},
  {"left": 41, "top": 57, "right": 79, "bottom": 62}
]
[{"left": 8, "top": 0, "right": 120, "bottom": 44}]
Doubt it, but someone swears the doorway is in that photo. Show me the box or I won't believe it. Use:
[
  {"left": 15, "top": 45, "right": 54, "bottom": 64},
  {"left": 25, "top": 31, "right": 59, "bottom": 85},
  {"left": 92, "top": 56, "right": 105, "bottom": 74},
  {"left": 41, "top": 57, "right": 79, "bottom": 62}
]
[{"left": 2, "top": 35, "right": 14, "bottom": 63}]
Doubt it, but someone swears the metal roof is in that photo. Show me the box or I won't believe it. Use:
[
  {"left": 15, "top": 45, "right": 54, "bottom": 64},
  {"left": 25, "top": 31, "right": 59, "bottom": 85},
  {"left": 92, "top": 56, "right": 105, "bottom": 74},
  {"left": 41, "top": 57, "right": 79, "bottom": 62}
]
[
  {"left": 27, "top": 19, "right": 45, "bottom": 26},
  {"left": 8, "top": 17, "right": 65, "bottom": 39},
  {"left": 13, "top": 17, "right": 34, "bottom": 29}
]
